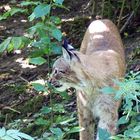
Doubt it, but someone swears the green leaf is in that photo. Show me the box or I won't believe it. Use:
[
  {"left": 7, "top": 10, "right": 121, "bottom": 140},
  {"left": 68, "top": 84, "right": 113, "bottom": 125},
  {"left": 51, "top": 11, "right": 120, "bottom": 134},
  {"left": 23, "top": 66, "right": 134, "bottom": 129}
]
[
  {"left": 0, "top": 128, "right": 33, "bottom": 140},
  {"left": 11, "top": 37, "right": 22, "bottom": 49},
  {"left": 41, "top": 106, "right": 51, "bottom": 114},
  {"left": 53, "top": 0, "right": 64, "bottom": 5},
  {"left": 52, "top": 28, "right": 62, "bottom": 41},
  {"left": 17, "top": 132, "right": 34, "bottom": 140},
  {"left": 29, "top": 57, "right": 46, "bottom": 65},
  {"left": 60, "top": 118, "right": 75, "bottom": 125},
  {"left": 100, "top": 86, "right": 116, "bottom": 94},
  {"left": 117, "top": 116, "right": 129, "bottom": 125},
  {"left": 7, "top": 129, "right": 19, "bottom": 135},
  {"left": 133, "top": 125, "right": 140, "bottom": 131},
  {"left": 53, "top": 104, "right": 65, "bottom": 113},
  {"left": 124, "top": 129, "right": 140, "bottom": 138},
  {"left": 2, "top": 135, "right": 15, "bottom": 140},
  {"left": 9, "top": 8, "right": 26, "bottom": 16},
  {"left": 32, "top": 83, "right": 45, "bottom": 92},
  {"left": 114, "top": 90, "right": 123, "bottom": 100},
  {"left": 8, "top": 134, "right": 21, "bottom": 140},
  {"left": 0, "top": 37, "right": 29, "bottom": 53},
  {"left": 35, "top": 118, "right": 48, "bottom": 125},
  {"left": 0, "top": 127, "right": 6, "bottom": 137},
  {"left": 68, "top": 126, "right": 83, "bottom": 134},
  {"left": 136, "top": 114, "right": 140, "bottom": 122},
  {"left": 50, "top": 127, "right": 63, "bottom": 137},
  {"left": 58, "top": 90, "right": 70, "bottom": 99},
  {"left": 50, "top": 43, "right": 62, "bottom": 54},
  {"left": 32, "top": 37, "right": 51, "bottom": 48},
  {"left": 0, "top": 37, "right": 12, "bottom": 53},
  {"left": 110, "top": 134, "right": 126, "bottom": 140},
  {"left": 2, "top": 11, "right": 10, "bottom": 19},
  {"left": 29, "top": 13, "right": 36, "bottom": 21},
  {"left": 50, "top": 16, "right": 61, "bottom": 24},
  {"left": 0, "top": 8, "right": 26, "bottom": 21},
  {"left": 29, "top": 4, "right": 51, "bottom": 20},
  {"left": 98, "top": 128, "right": 111, "bottom": 140},
  {"left": 29, "top": 49, "right": 45, "bottom": 58},
  {"left": 20, "top": 1, "right": 40, "bottom": 6},
  {"left": 0, "top": 15, "right": 6, "bottom": 20},
  {"left": 28, "top": 22, "right": 44, "bottom": 33}
]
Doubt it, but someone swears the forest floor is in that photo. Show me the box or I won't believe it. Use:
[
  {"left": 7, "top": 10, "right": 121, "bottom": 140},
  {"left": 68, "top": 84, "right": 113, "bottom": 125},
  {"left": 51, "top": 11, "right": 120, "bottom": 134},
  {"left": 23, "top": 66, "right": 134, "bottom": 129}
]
[{"left": 0, "top": 0, "right": 140, "bottom": 139}]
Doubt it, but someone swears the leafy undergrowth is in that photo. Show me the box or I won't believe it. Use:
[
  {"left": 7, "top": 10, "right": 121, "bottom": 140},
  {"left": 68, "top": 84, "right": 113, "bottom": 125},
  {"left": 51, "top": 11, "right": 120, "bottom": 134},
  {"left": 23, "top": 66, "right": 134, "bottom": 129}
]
[
  {"left": 0, "top": 0, "right": 140, "bottom": 140},
  {"left": 101, "top": 71, "right": 140, "bottom": 140}
]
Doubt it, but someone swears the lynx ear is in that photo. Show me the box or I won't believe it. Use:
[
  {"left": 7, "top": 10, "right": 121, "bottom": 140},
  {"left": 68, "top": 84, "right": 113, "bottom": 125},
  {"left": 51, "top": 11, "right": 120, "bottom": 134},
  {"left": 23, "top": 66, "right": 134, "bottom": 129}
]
[{"left": 62, "top": 39, "right": 80, "bottom": 63}]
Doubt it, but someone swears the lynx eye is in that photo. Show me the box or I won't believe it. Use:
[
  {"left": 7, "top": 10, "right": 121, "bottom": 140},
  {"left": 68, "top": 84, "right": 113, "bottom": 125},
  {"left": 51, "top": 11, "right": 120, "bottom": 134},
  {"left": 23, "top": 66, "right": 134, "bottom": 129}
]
[
  {"left": 54, "top": 68, "right": 58, "bottom": 74},
  {"left": 59, "top": 70, "right": 66, "bottom": 74}
]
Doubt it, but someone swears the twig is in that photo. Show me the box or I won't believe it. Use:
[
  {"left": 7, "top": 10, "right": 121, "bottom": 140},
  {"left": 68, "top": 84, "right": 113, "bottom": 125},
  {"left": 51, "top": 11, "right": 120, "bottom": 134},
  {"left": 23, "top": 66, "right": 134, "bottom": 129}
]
[
  {"left": 3, "top": 106, "right": 21, "bottom": 114},
  {"left": 101, "top": 0, "right": 105, "bottom": 18},
  {"left": 4, "top": 114, "right": 8, "bottom": 126},
  {"left": 19, "top": 76, "right": 29, "bottom": 83},
  {"left": 120, "top": 11, "right": 135, "bottom": 33},
  {"left": 117, "top": 0, "right": 126, "bottom": 28},
  {"left": 91, "top": 0, "right": 97, "bottom": 18},
  {"left": 84, "top": 0, "right": 93, "bottom": 10}
]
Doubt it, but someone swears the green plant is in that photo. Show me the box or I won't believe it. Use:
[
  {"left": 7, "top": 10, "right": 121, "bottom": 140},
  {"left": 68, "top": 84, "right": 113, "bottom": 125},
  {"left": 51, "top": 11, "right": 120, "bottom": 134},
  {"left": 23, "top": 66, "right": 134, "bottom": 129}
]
[
  {"left": 101, "top": 71, "right": 140, "bottom": 140},
  {"left": 0, "top": 1, "right": 80, "bottom": 138},
  {"left": 0, "top": 37, "right": 29, "bottom": 53},
  {"left": 0, "top": 7, "right": 27, "bottom": 21},
  {"left": 28, "top": 0, "right": 64, "bottom": 65},
  {"left": 0, "top": 0, "right": 64, "bottom": 65},
  {"left": 0, "top": 127, "right": 34, "bottom": 140},
  {"left": 96, "top": 0, "right": 140, "bottom": 28},
  {"left": 35, "top": 105, "right": 81, "bottom": 140},
  {"left": 0, "top": 0, "right": 72, "bottom": 139},
  {"left": 31, "top": 80, "right": 80, "bottom": 139},
  {"left": 0, "top": 1, "right": 41, "bottom": 21}
]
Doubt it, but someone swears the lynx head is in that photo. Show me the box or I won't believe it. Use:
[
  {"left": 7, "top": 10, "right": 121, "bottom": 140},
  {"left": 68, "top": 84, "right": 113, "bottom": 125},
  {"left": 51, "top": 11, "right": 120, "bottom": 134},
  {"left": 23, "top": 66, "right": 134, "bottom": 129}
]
[{"left": 49, "top": 39, "right": 82, "bottom": 91}]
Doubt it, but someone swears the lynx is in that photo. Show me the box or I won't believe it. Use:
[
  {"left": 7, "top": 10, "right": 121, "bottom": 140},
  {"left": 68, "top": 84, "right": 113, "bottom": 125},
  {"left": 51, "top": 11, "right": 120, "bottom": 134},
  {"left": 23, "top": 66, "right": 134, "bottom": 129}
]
[{"left": 49, "top": 19, "right": 126, "bottom": 140}]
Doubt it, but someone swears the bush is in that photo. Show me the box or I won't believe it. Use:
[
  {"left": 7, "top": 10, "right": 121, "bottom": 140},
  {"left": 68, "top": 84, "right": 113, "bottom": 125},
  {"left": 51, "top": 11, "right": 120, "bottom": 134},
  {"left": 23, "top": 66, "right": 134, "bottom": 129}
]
[{"left": 102, "top": 71, "right": 140, "bottom": 140}]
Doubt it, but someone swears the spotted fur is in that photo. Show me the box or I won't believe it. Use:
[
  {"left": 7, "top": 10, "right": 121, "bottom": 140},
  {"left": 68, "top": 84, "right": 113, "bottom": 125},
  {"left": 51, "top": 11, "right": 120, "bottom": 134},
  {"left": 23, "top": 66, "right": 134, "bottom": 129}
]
[{"left": 49, "top": 19, "right": 125, "bottom": 140}]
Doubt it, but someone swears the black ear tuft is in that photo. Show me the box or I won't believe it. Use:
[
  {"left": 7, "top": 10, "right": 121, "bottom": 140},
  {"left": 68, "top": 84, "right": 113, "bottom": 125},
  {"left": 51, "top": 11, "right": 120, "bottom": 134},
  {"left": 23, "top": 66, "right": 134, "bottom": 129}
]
[
  {"left": 62, "top": 38, "right": 75, "bottom": 59},
  {"left": 62, "top": 38, "right": 80, "bottom": 63},
  {"left": 62, "top": 38, "right": 68, "bottom": 49},
  {"left": 62, "top": 38, "right": 74, "bottom": 51}
]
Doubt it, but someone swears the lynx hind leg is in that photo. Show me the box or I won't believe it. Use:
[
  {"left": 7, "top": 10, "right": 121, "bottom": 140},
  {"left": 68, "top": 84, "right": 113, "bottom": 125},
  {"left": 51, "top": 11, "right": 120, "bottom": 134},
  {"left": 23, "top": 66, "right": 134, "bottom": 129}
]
[
  {"left": 94, "top": 96, "right": 119, "bottom": 140},
  {"left": 96, "top": 113, "right": 118, "bottom": 140},
  {"left": 77, "top": 91, "right": 95, "bottom": 140}
]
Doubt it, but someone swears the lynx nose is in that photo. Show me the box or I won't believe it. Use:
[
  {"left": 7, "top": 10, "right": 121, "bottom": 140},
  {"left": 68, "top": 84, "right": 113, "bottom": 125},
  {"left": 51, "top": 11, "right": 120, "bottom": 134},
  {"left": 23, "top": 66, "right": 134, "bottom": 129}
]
[
  {"left": 48, "top": 76, "right": 55, "bottom": 84},
  {"left": 48, "top": 77, "right": 62, "bottom": 88}
]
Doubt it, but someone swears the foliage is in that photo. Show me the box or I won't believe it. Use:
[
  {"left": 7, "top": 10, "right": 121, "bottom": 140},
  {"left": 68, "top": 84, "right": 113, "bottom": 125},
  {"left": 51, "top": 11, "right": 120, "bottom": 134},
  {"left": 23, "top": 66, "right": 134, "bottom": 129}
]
[
  {"left": 35, "top": 104, "right": 81, "bottom": 140},
  {"left": 98, "top": 128, "right": 111, "bottom": 140},
  {"left": 0, "top": 37, "right": 29, "bottom": 53},
  {"left": 0, "top": 0, "right": 73, "bottom": 139},
  {"left": 0, "top": 127, "right": 34, "bottom": 140},
  {"left": 99, "top": 0, "right": 140, "bottom": 21},
  {"left": 0, "top": 0, "right": 80, "bottom": 135},
  {"left": 0, "top": 7, "right": 27, "bottom": 20},
  {"left": 0, "top": 0, "right": 63, "bottom": 65},
  {"left": 30, "top": 79, "right": 80, "bottom": 139},
  {"left": 101, "top": 71, "right": 140, "bottom": 140},
  {"left": 0, "top": 0, "right": 140, "bottom": 140},
  {"left": 92, "top": 0, "right": 140, "bottom": 33}
]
